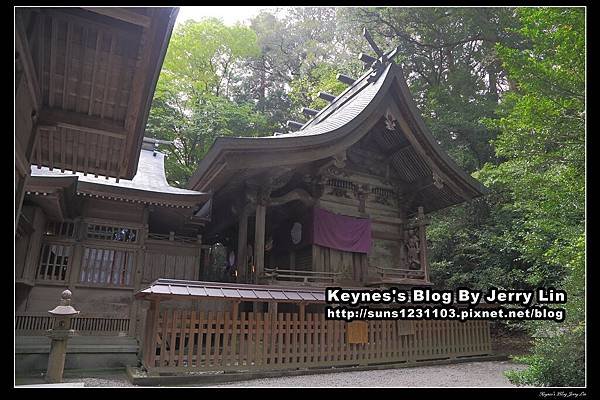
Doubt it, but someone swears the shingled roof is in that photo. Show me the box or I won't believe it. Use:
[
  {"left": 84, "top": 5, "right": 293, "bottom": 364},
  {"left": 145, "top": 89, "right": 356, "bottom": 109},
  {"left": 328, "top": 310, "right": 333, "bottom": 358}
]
[
  {"left": 29, "top": 145, "right": 209, "bottom": 208},
  {"left": 187, "top": 55, "right": 487, "bottom": 214}
]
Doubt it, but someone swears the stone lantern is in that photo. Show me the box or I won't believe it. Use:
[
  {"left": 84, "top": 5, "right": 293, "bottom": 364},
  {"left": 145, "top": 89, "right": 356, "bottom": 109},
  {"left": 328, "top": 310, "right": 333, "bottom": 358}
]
[{"left": 45, "top": 289, "right": 79, "bottom": 383}]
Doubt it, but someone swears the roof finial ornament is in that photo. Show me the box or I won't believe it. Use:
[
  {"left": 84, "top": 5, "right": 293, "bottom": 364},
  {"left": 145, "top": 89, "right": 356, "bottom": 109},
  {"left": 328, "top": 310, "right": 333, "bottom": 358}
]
[
  {"left": 363, "top": 28, "right": 384, "bottom": 59},
  {"left": 359, "top": 27, "right": 402, "bottom": 72}
]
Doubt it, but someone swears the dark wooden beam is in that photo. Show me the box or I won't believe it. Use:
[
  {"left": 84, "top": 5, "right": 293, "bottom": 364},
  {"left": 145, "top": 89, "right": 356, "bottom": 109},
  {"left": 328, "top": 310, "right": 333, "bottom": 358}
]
[
  {"left": 38, "top": 108, "right": 128, "bottom": 138},
  {"left": 81, "top": 7, "right": 152, "bottom": 28},
  {"left": 287, "top": 120, "right": 304, "bottom": 130},
  {"left": 302, "top": 107, "right": 319, "bottom": 117},
  {"left": 337, "top": 74, "right": 356, "bottom": 85},
  {"left": 359, "top": 52, "right": 378, "bottom": 65},
  {"left": 318, "top": 92, "right": 336, "bottom": 102},
  {"left": 15, "top": 13, "right": 41, "bottom": 110},
  {"left": 269, "top": 188, "right": 315, "bottom": 207},
  {"left": 363, "top": 27, "right": 384, "bottom": 58}
]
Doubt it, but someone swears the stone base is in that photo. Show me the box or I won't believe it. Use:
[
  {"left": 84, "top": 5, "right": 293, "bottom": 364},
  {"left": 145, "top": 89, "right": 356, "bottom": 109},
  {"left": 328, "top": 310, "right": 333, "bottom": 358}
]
[{"left": 15, "top": 336, "right": 139, "bottom": 374}]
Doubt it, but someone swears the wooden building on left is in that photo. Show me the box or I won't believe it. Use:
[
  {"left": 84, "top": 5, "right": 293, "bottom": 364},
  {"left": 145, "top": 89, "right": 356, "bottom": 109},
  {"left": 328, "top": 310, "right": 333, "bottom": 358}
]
[{"left": 14, "top": 7, "right": 204, "bottom": 371}]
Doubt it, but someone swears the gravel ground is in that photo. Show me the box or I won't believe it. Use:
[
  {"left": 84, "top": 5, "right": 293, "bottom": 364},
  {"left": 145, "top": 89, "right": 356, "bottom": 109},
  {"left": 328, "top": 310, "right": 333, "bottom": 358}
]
[
  {"left": 210, "top": 361, "right": 527, "bottom": 388},
  {"left": 18, "top": 361, "right": 527, "bottom": 387}
]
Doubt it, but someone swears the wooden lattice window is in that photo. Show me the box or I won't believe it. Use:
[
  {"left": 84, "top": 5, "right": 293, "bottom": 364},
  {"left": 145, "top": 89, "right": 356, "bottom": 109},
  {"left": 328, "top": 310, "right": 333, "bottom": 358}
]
[
  {"left": 44, "top": 221, "right": 76, "bottom": 238},
  {"left": 36, "top": 243, "right": 71, "bottom": 281},
  {"left": 326, "top": 178, "right": 357, "bottom": 191},
  {"left": 79, "top": 247, "right": 134, "bottom": 287},
  {"left": 86, "top": 224, "right": 138, "bottom": 243}
]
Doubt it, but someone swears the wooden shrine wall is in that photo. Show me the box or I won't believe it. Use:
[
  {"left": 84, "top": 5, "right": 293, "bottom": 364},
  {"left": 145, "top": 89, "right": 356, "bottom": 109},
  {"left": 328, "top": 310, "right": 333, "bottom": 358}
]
[{"left": 314, "top": 166, "right": 407, "bottom": 280}]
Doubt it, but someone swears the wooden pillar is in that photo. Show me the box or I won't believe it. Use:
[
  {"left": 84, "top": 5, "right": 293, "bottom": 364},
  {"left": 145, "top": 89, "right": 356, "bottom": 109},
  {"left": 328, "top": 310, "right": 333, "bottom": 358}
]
[
  {"left": 130, "top": 207, "right": 149, "bottom": 337},
  {"left": 142, "top": 298, "right": 160, "bottom": 369},
  {"left": 268, "top": 301, "right": 278, "bottom": 316},
  {"left": 236, "top": 208, "right": 248, "bottom": 283},
  {"left": 253, "top": 192, "right": 267, "bottom": 284},
  {"left": 22, "top": 206, "right": 46, "bottom": 282},
  {"left": 67, "top": 219, "right": 85, "bottom": 289},
  {"left": 417, "top": 206, "right": 429, "bottom": 282}
]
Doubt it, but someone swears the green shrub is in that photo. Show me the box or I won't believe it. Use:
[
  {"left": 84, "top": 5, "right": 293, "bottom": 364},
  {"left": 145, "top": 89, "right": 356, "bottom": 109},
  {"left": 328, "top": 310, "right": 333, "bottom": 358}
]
[{"left": 506, "top": 322, "right": 585, "bottom": 387}]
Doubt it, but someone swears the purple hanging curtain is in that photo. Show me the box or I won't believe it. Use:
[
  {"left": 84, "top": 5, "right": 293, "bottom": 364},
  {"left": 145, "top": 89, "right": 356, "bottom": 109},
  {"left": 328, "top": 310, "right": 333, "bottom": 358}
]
[{"left": 312, "top": 207, "right": 372, "bottom": 254}]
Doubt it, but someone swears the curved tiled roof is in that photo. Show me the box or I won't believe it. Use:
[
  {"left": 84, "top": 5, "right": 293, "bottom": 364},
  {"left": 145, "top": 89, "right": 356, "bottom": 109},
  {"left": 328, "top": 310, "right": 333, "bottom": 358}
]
[
  {"left": 186, "top": 59, "right": 487, "bottom": 214},
  {"left": 30, "top": 149, "right": 208, "bottom": 208}
]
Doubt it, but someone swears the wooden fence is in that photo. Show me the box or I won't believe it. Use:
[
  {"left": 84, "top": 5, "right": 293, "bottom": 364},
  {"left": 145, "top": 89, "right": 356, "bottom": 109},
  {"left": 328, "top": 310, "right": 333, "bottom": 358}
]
[
  {"left": 15, "top": 312, "right": 130, "bottom": 336},
  {"left": 143, "top": 309, "right": 492, "bottom": 373}
]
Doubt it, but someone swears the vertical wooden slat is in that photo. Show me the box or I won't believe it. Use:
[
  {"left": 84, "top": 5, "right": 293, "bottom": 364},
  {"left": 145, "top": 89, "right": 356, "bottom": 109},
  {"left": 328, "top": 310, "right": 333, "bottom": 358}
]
[
  {"left": 197, "top": 311, "right": 204, "bottom": 367},
  {"left": 383, "top": 320, "right": 389, "bottom": 361},
  {"left": 177, "top": 310, "right": 187, "bottom": 366},
  {"left": 246, "top": 312, "right": 254, "bottom": 367},
  {"left": 230, "top": 303, "right": 238, "bottom": 367},
  {"left": 67, "top": 129, "right": 79, "bottom": 174},
  {"left": 299, "top": 306, "right": 305, "bottom": 364},
  {"left": 339, "top": 319, "right": 346, "bottom": 363},
  {"left": 62, "top": 21, "right": 72, "bottom": 109},
  {"left": 60, "top": 127, "right": 65, "bottom": 172},
  {"left": 75, "top": 26, "right": 88, "bottom": 114},
  {"left": 305, "top": 313, "right": 312, "bottom": 364},
  {"left": 270, "top": 311, "right": 278, "bottom": 367},
  {"left": 94, "top": 134, "right": 102, "bottom": 176},
  {"left": 48, "top": 128, "right": 54, "bottom": 170},
  {"left": 49, "top": 17, "right": 57, "bottom": 107},
  {"left": 286, "top": 313, "right": 293, "bottom": 364},
  {"left": 100, "top": 32, "right": 115, "bottom": 118},
  {"left": 105, "top": 136, "right": 113, "bottom": 178},
  {"left": 83, "top": 131, "right": 90, "bottom": 175},
  {"left": 37, "top": 15, "right": 45, "bottom": 102},
  {"left": 255, "top": 312, "right": 262, "bottom": 368},
  {"left": 291, "top": 313, "right": 297, "bottom": 366},
  {"left": 222, "top": 311, "right": 230, "bottom": 368},
  {"left": 112, "top": 34, "right": 127, "bottom": 121},
  {"left": 88, "top": 29, "right": 102, "bottom": 115},
  {"left": 318, "top": 313, "right": 325, "bottom": 364},
  {"left": 205, "top": 311, "right": 213, "bottom": 368},
  {"left": 36, "top": 129, "right": 43, "bottom": 168},
  {"left": 187, "top": 310, "right": 196, "bottom": 367},
  {"left": 159, "top": 309, "right": 169, "bottom": 367},
  {"left": 237, "top": 311, "right": 244, "bottom": 367},
  {"left": 213, "top": 311, "right": 222, "bottom": 368},
  {"left": 168, "top": 310, "right": 179, "bottom": 367},
  {"left": 278, "top": 313, "right": 284, "bottom": 366},
  {"left": 262, "top": 312, "right": 269, "bottom": 367}
]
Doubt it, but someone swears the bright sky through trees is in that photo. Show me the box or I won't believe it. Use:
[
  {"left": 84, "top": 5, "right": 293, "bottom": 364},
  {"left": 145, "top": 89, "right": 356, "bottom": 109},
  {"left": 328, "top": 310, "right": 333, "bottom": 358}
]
[{"left": 176, "top": 6, "right": 275, "bottom": 25}]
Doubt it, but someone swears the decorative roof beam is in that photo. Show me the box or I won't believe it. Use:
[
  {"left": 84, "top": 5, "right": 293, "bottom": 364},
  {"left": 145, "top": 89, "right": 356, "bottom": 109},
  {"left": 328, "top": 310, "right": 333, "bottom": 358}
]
[
  {"left": 287, "top": 120, "right": 305, "bottom": 130},
  {"left": 359, "top": 52, "right": 378, "bottom": 65},
  {"left": 336, "top": 74, "right": 356, "bottom": 85},
  {"left": 318, "top": 92, "right": 336, "bottom": 102},
  {"left": 363, "top": 27, "right": 384, "bottom": 58},
  {"left": 302, "top": 107, "right": 319, "bottom": 117}
]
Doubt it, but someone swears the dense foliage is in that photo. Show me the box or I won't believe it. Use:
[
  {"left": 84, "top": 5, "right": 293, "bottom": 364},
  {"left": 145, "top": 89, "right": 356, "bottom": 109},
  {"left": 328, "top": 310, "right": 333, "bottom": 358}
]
[{"left": 147, "top": 7, "right": 585, "bottom": 386}]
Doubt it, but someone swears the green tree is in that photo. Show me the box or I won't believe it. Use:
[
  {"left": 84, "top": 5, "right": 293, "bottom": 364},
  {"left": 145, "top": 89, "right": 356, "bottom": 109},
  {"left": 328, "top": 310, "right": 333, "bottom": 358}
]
[
  {"left": 478, "top": 7, "right": 585, "bottom": 386},
  {"left": 146, "top": 18, "right": 272, "bottom": 187}
]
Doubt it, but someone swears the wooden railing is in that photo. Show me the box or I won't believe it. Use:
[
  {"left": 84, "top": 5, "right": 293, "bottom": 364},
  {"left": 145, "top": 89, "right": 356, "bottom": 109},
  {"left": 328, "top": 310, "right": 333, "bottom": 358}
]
[
  {"left": 263, "top": 268, "right": 341, "bottom": 285},
  {"left": 147, "top": 233, "right": 201, "bottom": 245},
  {"left": 143, "top": 309, "right": 492, "bottom": 373},
  {"left": 15, "top": 312, "right": 130, "bottom": 336},
  {"left": 372, "top": 266, "right": 425, "bottom": 281}
]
